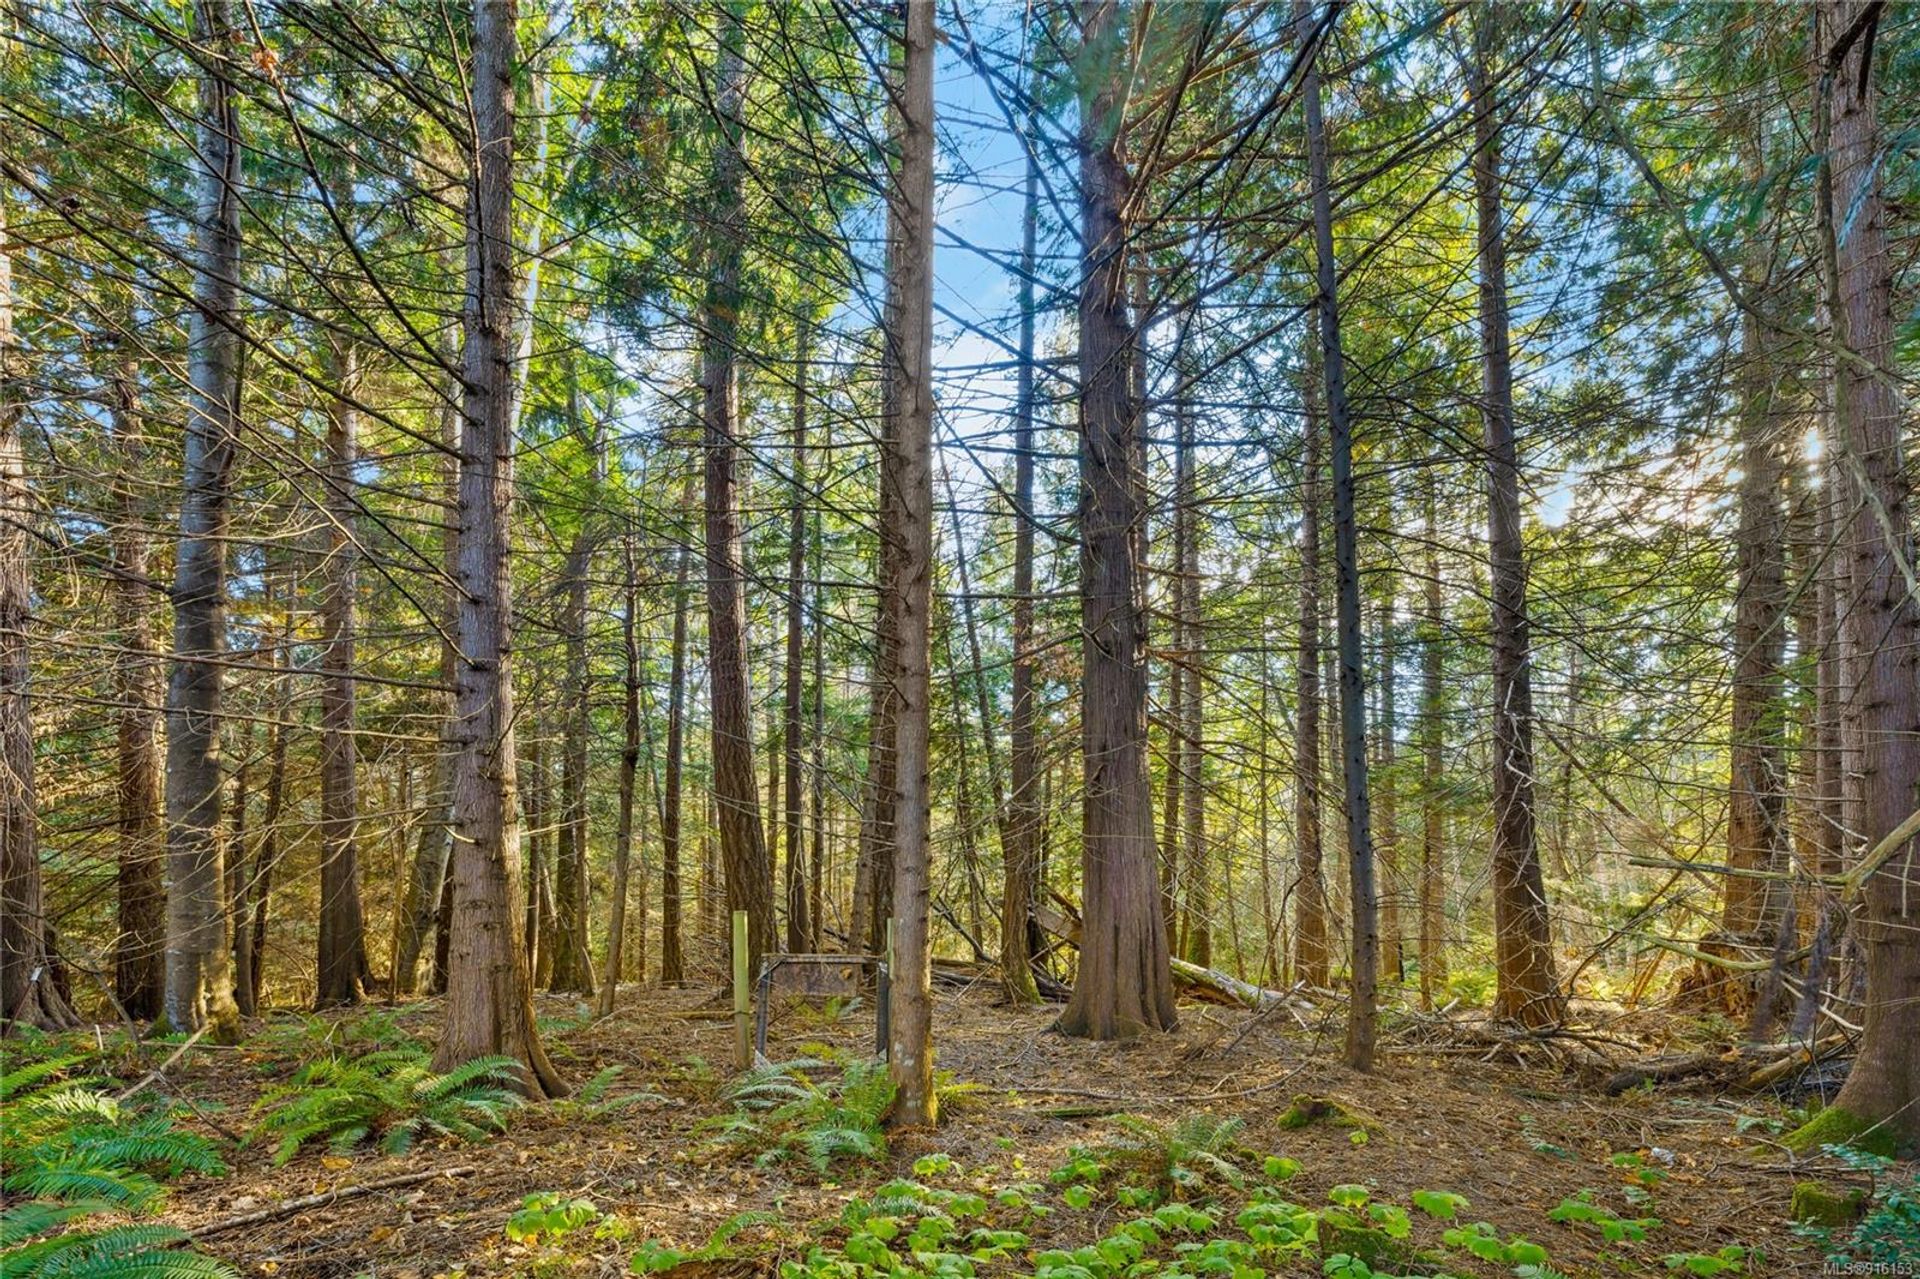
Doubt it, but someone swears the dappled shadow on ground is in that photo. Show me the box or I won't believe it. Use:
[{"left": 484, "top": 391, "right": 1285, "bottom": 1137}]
[{"left": 160, "top": 984, "right": 1829, "bottom": 1277}]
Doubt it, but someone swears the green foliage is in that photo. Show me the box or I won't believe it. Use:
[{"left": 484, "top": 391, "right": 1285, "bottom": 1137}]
[
  {"left": 251, "top": 1009, "right": 416, "bottom": 1067},
  {"left": 1660, "top": 1245, "right": 1749, "bottom": 1276},
  {"left": 251, "top": 1047, "right": 522, "bottom": 1164},
  {"left": 1410, "top": 1190, "right": 1469, "bottom": 1221},
  {"left": 0, "top": 1051, "right": 235, "bottom": 1279},
  {"left": 1, "top": 1059, "right": 225, "bottom": 1209},
  {"left": 1797, "top": 1146, "right": 1920, "bottom": 1268},
  {"left": 1093, "top": 1114, "right": 1244, "bottom": 1202},
  {"left": 553, "top": 1066, "right": 665, "bottom": 1120},
  {"left": 1608, "top": 1150, "right": 1671, "bottom": 1202},
  {"left": 1547, "top": 1190, "right": 1661, "bottom": 1242},
  {"left": 1516, "top": 1115, "right": 1574, "bottom": 1161},
  {"left": 506, "top": 1193, "right": 601, "bottom": 1244},
  {"left": 1440, "top": 1220, "right": 1551, "bottom": 1271},
  {"left": 1782, "top": 1105, "right": 1900, "bottom": 1157},
  {"left": 1789, "top": 1180, "right": 1867, "bottom": 1228},
  {"left": 1277, "top": 1095, "right": 1376, "bottom": 1133},
  {"left": 1048, "top": 1152, "right": 1105, "bottom": 1186},
  {"left": 707, "top": 1059, "right": 894, "bottom": 1172},
  {"left": 634, "top": 1212, "right": 780, "bottom": 1273},
  {"left": 1261, "top": 1156, "right": 1301, "bottom": 1182}
]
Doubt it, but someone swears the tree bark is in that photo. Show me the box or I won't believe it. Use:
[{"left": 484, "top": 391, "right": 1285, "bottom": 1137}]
[
  {"left": 700, "top": 0, "right": 776, "bottom": 979},
  {"left": 109, "top": 362, "right": 165, "bottom": 1021},
  {"left": 1174, "top": 332, "right": 1208, "bottom": 969},
  {"left": 784, "top": 321, "right": 812, "bottom": 953},
  {"left": 1377, "top": 594, "right": 1400, "bottom": 981},
  {"left": 1418, "top": 480, "right": 1448, "bottom": 1009},
  {"left": 316, "top": 336, "right": 370, "bottom": 1008},
  {"left": 809, "top": 503, "right": 827, "bottom": 951},
  {"left": 883, "top": 0, "right": 937, "bottom": 1124},
  {"left": 1056, "top": 0, "right": 1176, "bottom": 1041},
  {"left": 550, "top": 376, "right": 597, "bottom": 996},
  {"left": 661, "top": 478, "right": 693, "bottom": 985},
  {"left": 1817, "top": 0, "right": 1920, "bottom": 1146},
  {"left": 599, "top": 533, "right": 641, "bottom": 1017},
  {"left": 1721, "top": 248, "right": 1790, "bottom": 949},
  {"left": 1293, "top": 352, "right": 1330, "bottom": 989},
  {"left": 162, "top": 0, "right": 243, "bottom": 1039},
  {"left": 854, "top": 265, "right": 904, "bottom": 961},
  {"left": 1002, "top": 96, "right": 1043, "bottom": 1005},
  {"left": 435, "top": 0, "right": 563, "bottom": 1097},
  {"left": 1298, "top": 0, "right": 1377, "bottom": 1071},
  {"left": 242, "top": 611, "right": 292, "bottom": 1011},
  {"left": 0, "top": 183, "right": 75, "bottom": 1031},
  {"left": 1470, "top": 4, "right": 1562, "bottom": 1029}
]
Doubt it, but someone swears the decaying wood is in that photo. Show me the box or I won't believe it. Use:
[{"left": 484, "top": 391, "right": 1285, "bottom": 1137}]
[
  {"left": 1600, "top": 1034, "right": 1850, "bottom": 1096},
  {"left": 1169, "top": 958, "right": 1305, "bottom": 1011}
]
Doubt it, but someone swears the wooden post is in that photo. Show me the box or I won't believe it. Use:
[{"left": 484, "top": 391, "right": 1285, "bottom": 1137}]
[{"left": 732, "top": 909, "right": 751, "bottom": 1070}]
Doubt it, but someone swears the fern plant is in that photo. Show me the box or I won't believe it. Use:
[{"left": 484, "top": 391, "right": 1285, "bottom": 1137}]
[
  {"left": 706, "top": 1059, "right": 895, "bottom": 1172},
  {"left": 553, "top": 1065, "right": 666, "bottom": 1120},
  {"left": 0, "top": 1052, "right": 236, "bottom": 1279},
  {"left": 252, "top": 1047, "right": 523, "bottom": 1164},
  {"left": 1, "top": 1057, "right": 226, "bottom": 1209},
  {"left": 1100, "top": 1113, "right": 1245, "bottom": 1199}
]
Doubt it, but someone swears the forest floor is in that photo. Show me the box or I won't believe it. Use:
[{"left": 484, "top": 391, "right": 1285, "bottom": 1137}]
[{"left": 152, "top": 984, "right": 1878, "bottom": 1279}]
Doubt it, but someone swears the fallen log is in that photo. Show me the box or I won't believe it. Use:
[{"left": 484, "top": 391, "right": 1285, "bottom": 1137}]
[
  {"left": 1028, "top": 903, "right": 1296, "bottom": 1013},
  {"left": 1600, "top": 1034, "right": 1849, "bottom": 1096},
  {"left": 1744, "top": 1034, "right": 1849, "bottom": 1091},
  {"left": 930, "top": 956, "right": 1070, "bottom": 1001},
  {"left": 1602, "top": 1051, "right": 1736, "bottom": 1096},
  {"left": 1169, "top": 958, "right": 1303, "bottom": 1011}
]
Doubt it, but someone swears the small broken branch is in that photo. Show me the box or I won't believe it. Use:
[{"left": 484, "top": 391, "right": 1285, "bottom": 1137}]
[{"left": 190, "top": 1166, "right": 479, "bottom": 1239}]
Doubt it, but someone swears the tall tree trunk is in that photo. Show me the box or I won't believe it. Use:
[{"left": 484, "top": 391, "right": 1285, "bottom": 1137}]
[
  {"left": 110, "top": 361, "right": 164, "bottom": 1021},
  {"left": 1174, "top": 337, "right": 1208, "bottom": 969},
  {"left": 0, "top": 186, "right": 75, "bottom": 1031},
  {"left": 1298, "top": 0, "right": 1377, "bottom": 1071},
  {"left": 943, "top": 464, "right": 1009, "bottom": 910},
  {"left": 224, "top": 734, "right": 252, "bottom": 1013},
  {"left": 809, "top": 502, "right": 827, "bottom": 950},
  {"left": 551, "top": 364, "right": 598, "bottom": 996},
  {"left": 784, "top": 322, "right": 812, "bottom": 952},
  {"left": 599, "top": 533, "right": 642, "bottom": 1017},
  {"left": 317, "top": 336, "right": 370, "bottom": 1007},
  {"left": 700, "top": 1, "right": 776, "bottom": 977},
  {"left": 550, "top": 485, "right": 596, "bottom": 992},
  {"left": 1377, "top": 594, "right": 1401, "bottom": 981},
  {"left": 1721, "top": 253, "right": 1790, "bottom": 954},
  {"left": 1002, "top": 98, "right": 1042, "bottom": 1004},
  {"left": 1419, "top": 482, "right": 1448, "bottom": 1009},
  {"left": 854, "top": 261, "right": 904, "bottom": 961},
  {"left": 1057, "top": 0, "right": 1176, "bottom": 1041},
  {"left": 884, "top": 0, "right": 937, "bottom": 1125},
  {"left": 1816, "top": 0, "right": 1920, "bottom": 1146},
  {"left": 1160, "top": 655, "right": 1183, "bottom": 950},
  {"left": 1470, "top": 4, "right": 1562, "bottom": 1029},
  {"left": 435, "top": 0, "right": 563, "bottom": 1096},
  {"left": 1257, "top": 648, "right": 1280, "bottom": 984},
  {"left": 245, "top": 612, "right": 292, "bottom": 1010},
  {"left": 1293, "top": 356, "right": 1330, "bottom": 989},
  {"left": 230, "top": 577, "right": 282, "bottom": 1016},
  {"left": 661, "top": 480, "right": 693, "bottom": 985},
  {"left": 162, "top": 0, "right": 242, "bottom": 1038}
]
